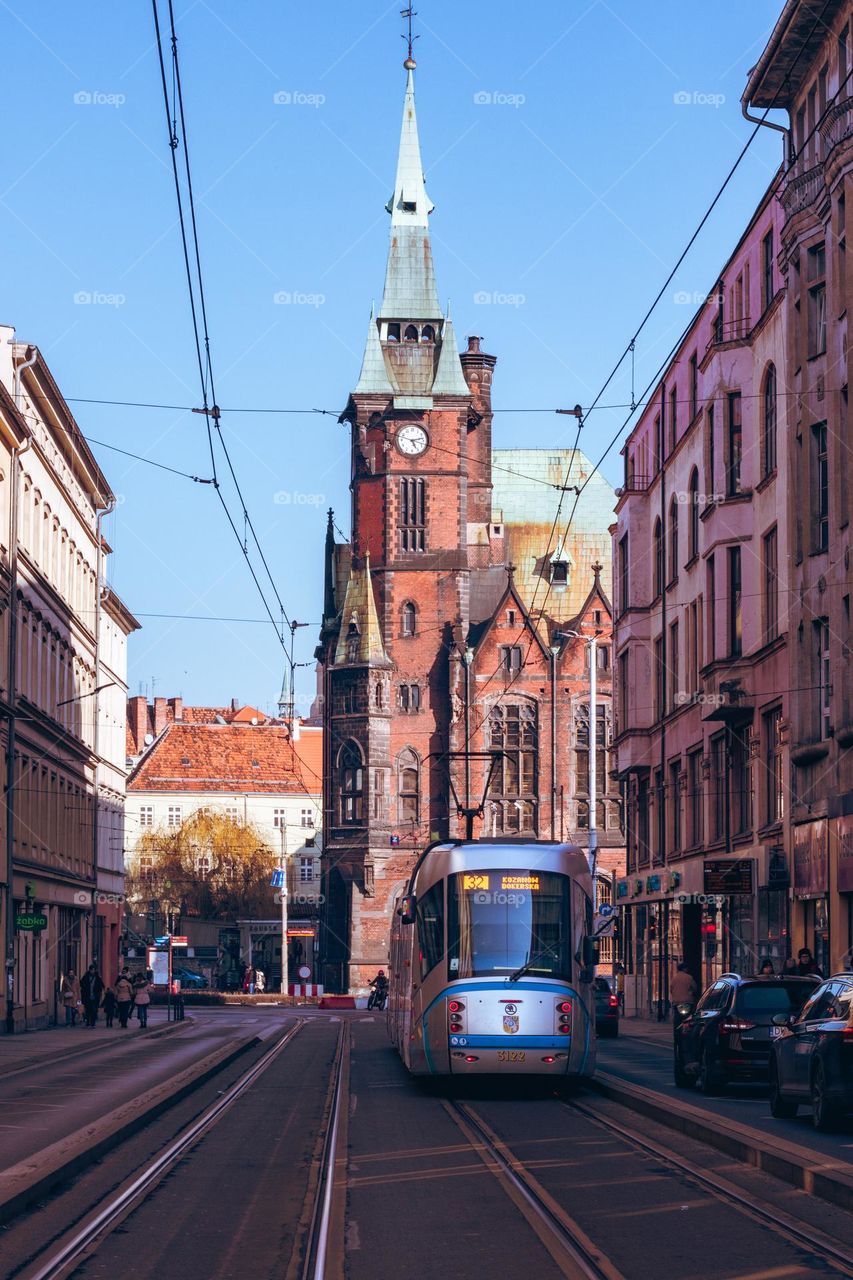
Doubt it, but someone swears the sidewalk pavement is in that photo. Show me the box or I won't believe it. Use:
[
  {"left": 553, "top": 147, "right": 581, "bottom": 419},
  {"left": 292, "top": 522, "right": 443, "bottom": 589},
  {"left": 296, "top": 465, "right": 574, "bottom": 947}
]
[
  {"left": 616, "top": 1015, "right": 673, "bottom": 1046},
  {"left": 0, "top": 1009, "right": 180, "bottom": 1077}
]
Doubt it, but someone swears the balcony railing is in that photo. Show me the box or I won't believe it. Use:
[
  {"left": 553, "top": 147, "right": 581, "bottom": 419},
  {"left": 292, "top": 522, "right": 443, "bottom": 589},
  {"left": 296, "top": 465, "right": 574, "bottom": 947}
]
[
  {"left": 779, "top": 161, "right": 825, "bottom": 218},
  {"left": 622, "top": 473, "right": 653, "bottom": 493},
  {"left": 819, "top": 95, "right": 853, "bottom": 156},
  {"left": 706, "top": 315, "right": 751, "bottom": 352}
]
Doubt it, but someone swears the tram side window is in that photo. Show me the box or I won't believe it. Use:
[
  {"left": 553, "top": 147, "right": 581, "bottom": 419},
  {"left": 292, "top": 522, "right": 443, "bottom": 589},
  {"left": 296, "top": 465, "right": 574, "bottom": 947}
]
[{"left": 417, "top": 881, "right": 445, "bottom": 980}]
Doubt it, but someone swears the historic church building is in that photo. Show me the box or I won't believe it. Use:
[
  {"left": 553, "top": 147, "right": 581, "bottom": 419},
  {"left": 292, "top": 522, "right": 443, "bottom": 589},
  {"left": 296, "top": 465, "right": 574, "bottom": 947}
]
[{"left": 316, "top": 61, "right": 623, "bottom": 992}]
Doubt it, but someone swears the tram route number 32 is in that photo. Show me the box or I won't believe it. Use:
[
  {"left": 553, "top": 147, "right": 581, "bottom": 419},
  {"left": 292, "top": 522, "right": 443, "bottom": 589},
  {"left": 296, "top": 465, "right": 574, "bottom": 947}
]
[{"left": 497, "top": 1050, "right": 526, "bottom": 1063}]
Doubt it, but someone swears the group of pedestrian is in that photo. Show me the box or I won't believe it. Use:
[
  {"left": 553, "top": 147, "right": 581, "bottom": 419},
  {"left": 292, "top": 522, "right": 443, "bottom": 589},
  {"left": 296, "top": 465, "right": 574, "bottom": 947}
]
[
  {"left": 757, "top": 948, "right": 824, "bottom": 978},
  {"left": 59, "top": 964, "right": 152, "bottom": 1029},
  {"left": 240, "top": 964, "right": 266, "bottom": 994}
]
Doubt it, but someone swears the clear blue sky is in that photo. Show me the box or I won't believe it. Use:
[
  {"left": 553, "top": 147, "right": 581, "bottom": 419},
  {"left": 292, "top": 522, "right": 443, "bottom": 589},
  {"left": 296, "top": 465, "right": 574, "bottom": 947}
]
[{"left": 1, "top": 0, "right": 784, "bottom": 714}]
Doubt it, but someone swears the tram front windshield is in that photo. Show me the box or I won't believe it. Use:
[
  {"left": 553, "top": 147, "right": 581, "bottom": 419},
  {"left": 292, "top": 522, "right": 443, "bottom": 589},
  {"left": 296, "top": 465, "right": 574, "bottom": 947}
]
[{"left": 447, "top": 870, "right": 571, "bottom": 980}]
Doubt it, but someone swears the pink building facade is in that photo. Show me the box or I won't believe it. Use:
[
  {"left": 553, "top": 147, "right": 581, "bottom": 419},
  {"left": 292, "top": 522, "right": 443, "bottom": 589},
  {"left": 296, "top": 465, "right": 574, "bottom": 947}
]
[{"left": 613, "top": 180, "right": 791, "bottom": 1018}]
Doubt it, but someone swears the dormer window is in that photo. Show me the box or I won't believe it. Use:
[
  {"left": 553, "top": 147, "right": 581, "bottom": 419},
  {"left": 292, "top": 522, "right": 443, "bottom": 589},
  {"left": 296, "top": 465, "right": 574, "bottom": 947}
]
[
  {"left": 404, "top": 325, "right": 419, "bottom": 342},
  {"left": 387, "top": 323, "right": 400, "bottom": 343},
  {"left": 551, "top": 560, "right": 568, "bottom": 590},
  {"left": 506, "top": 609, "right": 517, "bottom": 627},
  {"left": 346, "top": 620, "right": 360, "bottom": 663},
  {"left": 592, "top": 609, "right": 603, "bottom": 626},
  {"left": 421, "top": 325, "right": 435, "bottom": 343}
]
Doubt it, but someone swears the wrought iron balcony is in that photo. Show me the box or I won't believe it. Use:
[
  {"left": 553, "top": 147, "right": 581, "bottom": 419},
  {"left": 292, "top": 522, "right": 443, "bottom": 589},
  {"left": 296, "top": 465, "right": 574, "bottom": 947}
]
[
  {"left": 706, "top": 315, "right": 751, "bottom": 352},
  {"left": 819, "top": 95, "right": 853, "bottom": 156}
]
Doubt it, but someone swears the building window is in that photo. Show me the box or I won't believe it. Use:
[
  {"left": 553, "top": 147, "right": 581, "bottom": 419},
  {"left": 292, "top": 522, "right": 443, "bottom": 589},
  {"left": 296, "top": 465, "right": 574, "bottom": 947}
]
[
  {"left": 815, "top": 618, "right": 831, "bottom": 740},
  {"left": 669, "top": 620, "right": 679, "bottom": 710},
  {"left": 225, "top": 806, "right": 239, "bottom": 822},
  {"left": 654, "top": 636, "right": 665, "bottom": 720},
  {"left": 841, "top": 387, "right": 849, "bottom": 527},
  {"left": 345, "top": 627, "right": 360, "bottom": 663},
  {"left": 273, "top": 809, "right": 286, "bottom": 829},
  {"left": 399, "top": 477, "right": 426, "bottom": 552},
  {"left": 596, "top": 644, "right": 609, "bottom": 671},
  {"left": 404, "top": 324, "right": 419, "bottom": 342},
  {"left": 669, "top": 385, "right": 678, "bottom": 453},
  {"left": 387, "top": 322, "right": 400, "bottom": 342},
  {"left": 669, "top": 759, "right": 681, "bottom": 853},
  {"left": 687, "top": 748, "right": 702, "bottom": 847},
  {"left": 398, "top": 749, "right": 419, "bottom": 825},
  {"left": 506, "top": 608, "right": 517, "bottom": 626},
  {"left": 618, "top": 650, "right": 629, "bottom": 734},
  {"left": 707, "top": 403, "right": 715, "bottom": 497},
  {"left": 139, "top": 852, "right": 154, "bottom": 877},
  {"left": 167, "top": 805, "right": 182, "bottom": 828},
  {"left": 762, "top": 363, "right": 777, "bottom": 477},
  {"left": 653, "top": 767, "right": 664, "bottom": 864},
  {"left": 139, "top": 805, "right": 154, "bottom": 828},
  {"left": 710, "top": 735, "right": 726, "bottom": 841},
  {"left": 812, "top": 422, "right": 829, "bottom": 551},
  {"left": 402, "top": 601, "right": 417, "bottom": 636},
  {"left": 339, "top": 741, "right": 364, "bottom": 823},
  {"left": 763, "top": 526, "right": 778, "bottom": 644},
  {"left": 714, "top": 279, "right": 725, "bottom": 344},
  {"left": 668, "top": 499, "right": 679, "bottom": 584},
  {"left": 500, "top": 645, "right": 522, "bottom": 675},
  {"left": 618, "top": 534, "right": 629, "bottom": 615},
  {"left": 300, "top": 808, "right": 314, "bottom": 828},
  {"left": 707, "top": 554, "right": 716, "bottom": 660},
  {"left": 299, "top": 856, "right": 314, "bottom": 883},
  {"left": 689, "top": 353, "right": 698, "bottom": 422},
  {"left": 488, "top": 703, "right": 537, "bottom": 835},
  {"left": 728, "top": 546, "right": 742, "bottom": 657},
  {"left": 399, "top": 683, "right": 421, "bottom": 712},
  {"left": 764, "top": 707, "right": 784, "bottom": 826},
  {"left": 653, "top": 518, "right": 664, "bottom": 598},
  {"left": 807, "top": 242, "right": 827, "bottom": 357},
  {"left": 762, "top": 228, "right": 774, "bottom": 312},
  {"left": 551, "top": 559, "right": 568, "bottom": 589},
  {"left": 637, "top": 775, "right": 650, "bottom": 865},
  {"left": 726, "top": 392, "right": 742, "bottom": 495},
  {"left": 653, "top": 414, "right": 662, "bottom": 473},
  {"left": 688, "top": 468, "right": 700, "bottom": 561},
  {"left": 730, "top": 727, "right": 751, "bottom": 837},
  {"left": 573, "top": 703, "right": 607, "bottom": 832}
]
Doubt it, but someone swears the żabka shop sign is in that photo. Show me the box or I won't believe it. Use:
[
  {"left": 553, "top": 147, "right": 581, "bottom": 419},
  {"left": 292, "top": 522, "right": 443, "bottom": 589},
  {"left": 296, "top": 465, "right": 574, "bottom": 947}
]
[{"left": 793, "top": 819, "right": 827, "bottom": 897}]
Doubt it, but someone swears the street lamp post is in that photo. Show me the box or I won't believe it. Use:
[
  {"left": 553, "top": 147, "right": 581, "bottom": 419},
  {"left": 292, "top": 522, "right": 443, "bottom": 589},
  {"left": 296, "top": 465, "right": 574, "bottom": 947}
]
[{"left": 279, "top": 823, "right": 289, "bottom": 995}]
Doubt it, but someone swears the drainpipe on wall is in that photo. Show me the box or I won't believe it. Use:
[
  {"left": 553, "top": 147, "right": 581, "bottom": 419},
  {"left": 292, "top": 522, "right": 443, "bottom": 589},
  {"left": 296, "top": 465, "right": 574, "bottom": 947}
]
[{"left": 4, "top": 345, "right": 35, "bottom": 1034}]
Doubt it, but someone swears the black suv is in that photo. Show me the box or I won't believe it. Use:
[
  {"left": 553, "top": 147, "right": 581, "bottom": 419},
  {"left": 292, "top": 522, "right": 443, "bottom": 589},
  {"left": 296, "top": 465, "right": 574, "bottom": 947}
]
[
  {"left": 769, "top": 972, "right": 853, "bottom": 1130},
  {"left": 674, "top": 973, "right": 819, "bottom": 1093}
]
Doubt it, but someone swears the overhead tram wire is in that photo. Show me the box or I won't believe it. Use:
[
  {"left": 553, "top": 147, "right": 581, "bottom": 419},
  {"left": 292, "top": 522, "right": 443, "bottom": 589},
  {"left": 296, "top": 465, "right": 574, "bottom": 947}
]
[{"left": 150, "top": 0, "right": 291, "bottom": 647}]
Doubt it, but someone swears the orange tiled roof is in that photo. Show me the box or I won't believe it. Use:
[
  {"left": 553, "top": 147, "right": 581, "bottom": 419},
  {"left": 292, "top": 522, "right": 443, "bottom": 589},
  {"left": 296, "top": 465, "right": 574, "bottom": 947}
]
[{"left": 127, "top": 723, "right": 322, "bottom": 795}]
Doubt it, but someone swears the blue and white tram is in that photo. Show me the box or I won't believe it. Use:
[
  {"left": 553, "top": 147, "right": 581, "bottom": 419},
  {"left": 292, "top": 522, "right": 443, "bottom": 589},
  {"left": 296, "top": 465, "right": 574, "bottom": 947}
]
[{"left": 388, "top": 839, "right": 598, "bottom": 1079}]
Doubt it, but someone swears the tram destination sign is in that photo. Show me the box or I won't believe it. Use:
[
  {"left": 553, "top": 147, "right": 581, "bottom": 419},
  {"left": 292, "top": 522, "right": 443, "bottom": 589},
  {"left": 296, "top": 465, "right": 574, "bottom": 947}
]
[
  {"left": 15, "top": 912, "right": 47, "bottom": 931},
  {"left": 703, "top": 859, "right": 753, "bottom": 896}
]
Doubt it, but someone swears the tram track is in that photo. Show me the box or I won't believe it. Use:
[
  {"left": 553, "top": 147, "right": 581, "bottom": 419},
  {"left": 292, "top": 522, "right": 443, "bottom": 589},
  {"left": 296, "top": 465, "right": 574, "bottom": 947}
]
[
  {"left": 15, "top": 1019, "right": 308, "bottom": 1280},
  {"left": 443, "top": 1099, "right": 625, "bottom": 1280},
  {"left": 562, "top": 1093, "right": 853, "bottom": 1277},
  {"left": 298, "top": 1021, "right": 350, "bottom": 1280}
]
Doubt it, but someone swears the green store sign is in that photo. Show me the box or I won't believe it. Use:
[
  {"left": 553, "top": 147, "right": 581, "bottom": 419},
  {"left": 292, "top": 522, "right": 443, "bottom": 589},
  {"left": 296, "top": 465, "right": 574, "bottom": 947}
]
[{"left": 15, "top": 913, "right": 47, "bottom": 931}]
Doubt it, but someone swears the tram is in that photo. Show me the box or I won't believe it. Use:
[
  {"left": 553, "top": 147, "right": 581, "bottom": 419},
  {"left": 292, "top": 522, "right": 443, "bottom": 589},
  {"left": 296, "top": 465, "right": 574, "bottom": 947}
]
[{"left": 387, "top": 839, "right": 598, "bottom": 1079}]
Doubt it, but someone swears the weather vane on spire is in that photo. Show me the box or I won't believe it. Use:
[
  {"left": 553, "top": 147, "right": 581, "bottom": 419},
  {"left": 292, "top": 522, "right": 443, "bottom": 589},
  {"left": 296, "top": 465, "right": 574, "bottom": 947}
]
[{"left": 401, "top": 6, "right": 419, "bottom": 70}]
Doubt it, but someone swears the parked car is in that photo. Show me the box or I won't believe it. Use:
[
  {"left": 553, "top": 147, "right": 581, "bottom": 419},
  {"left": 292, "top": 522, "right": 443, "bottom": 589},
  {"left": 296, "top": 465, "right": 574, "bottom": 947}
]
[
  {"left": 769, "top": 972, "right": 853, "bottom": 1131},
  {"left": 594, "top": 975, "right": 620, "bottom": 1038},
  {"left": 674, "top": 973, "right": 819, "bottom": 1093},
  {"left": 171, "top": 966, "right": 208, "bottom": 989}
]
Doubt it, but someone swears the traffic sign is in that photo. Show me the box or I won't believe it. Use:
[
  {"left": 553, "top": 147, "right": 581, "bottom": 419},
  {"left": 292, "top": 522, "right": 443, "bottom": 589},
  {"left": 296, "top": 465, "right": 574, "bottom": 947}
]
[
  {"left": 171, "top": 936, "right": 189, "bottom": 947},
  {"left": 598, "top": 902, "right": 614, "bottom": 918},
  {"left": 594, "top": 915, "right": 615, "bottom": 938},
  {"left": 271, "top": 869, "right": 284, "bottom": 888}
]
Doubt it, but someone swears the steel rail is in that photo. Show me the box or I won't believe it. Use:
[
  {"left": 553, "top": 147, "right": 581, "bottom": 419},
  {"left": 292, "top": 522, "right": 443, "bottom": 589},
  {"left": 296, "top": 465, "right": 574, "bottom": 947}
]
[
  {"left": 446, "top": 1100, "right": 624, "bottom": 1280},
  {"left": 21, "top": 1019, "right": 307, "bottom": 1280},
  {"left": 302, "top": 1021, "right": 348, "bottom": 1280},
  {"left": 564, "top": 1096, "right": 853, "bottom": 1277}
]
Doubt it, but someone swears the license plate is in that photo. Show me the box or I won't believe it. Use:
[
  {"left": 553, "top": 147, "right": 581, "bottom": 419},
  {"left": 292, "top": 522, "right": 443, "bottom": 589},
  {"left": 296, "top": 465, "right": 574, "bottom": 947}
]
[
  {"left": 497, "top": 1050, "right": 526, "bottom": 1063},
  {"left": 770, "top": 1026, "right": 782, "bottom": 1038}
]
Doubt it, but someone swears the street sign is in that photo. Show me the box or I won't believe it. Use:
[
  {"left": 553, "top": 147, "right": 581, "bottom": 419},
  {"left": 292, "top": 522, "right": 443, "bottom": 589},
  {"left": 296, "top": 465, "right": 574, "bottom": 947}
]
[
  {"left": 171, "top": 936, "right": 189, "bottom": 947},
  {"left": 594, "top": 917, "right": 616, "bottom": 938},
  {"left": 271, "top": 869, "right": 284, "bottom": 889},
  {"left": 15, "top": 913, "right": 47, "bottom": 931},
  {"left": 597, "top": 902, "right": 614, "bottom": 918}
]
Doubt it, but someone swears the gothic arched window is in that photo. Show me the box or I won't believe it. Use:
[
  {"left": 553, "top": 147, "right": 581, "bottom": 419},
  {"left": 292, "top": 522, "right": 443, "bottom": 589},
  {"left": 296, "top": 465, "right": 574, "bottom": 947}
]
[
  {"left": 402, "top": 601, "right": 417, "bottom": 636},
  {"left": 653, "top": 517, "right": 664, "bottom": 598},
  {"left": 404, "top": 324, "right": 419, "bottom": 342},
  {"left": 668, "top": 498, "right": 679, "bottom": 584},
  {"left": 688, "top": 467, "right": 700, "bottom": 561},
  {"left": 421, "top": 325, "right": 435, "bottom": 343},
  {"left": 487, "top": 702, "right": 537, "bottom": 834},
  {"left": 339, "top": 741, "right": 364, "bottom": 824},
  {"left": 763, "top": 362, "right": 777, "bottom": 477},
  {"left": 398, "top": 748, "right": 419, "bottom": 824}
]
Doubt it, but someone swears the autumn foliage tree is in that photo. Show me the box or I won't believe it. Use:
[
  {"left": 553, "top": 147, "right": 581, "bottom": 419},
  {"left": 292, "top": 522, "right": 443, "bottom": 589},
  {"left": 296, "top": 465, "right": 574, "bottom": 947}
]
[{"left": 126, "top": 808, "right": 279, "bottom": 922}]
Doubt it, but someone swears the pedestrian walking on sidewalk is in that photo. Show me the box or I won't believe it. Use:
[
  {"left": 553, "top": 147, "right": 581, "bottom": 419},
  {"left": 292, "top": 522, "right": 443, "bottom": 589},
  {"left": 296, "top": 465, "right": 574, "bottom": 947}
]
[
  {"left": 255, "top": 968, "right": 266, "bottom": 993},
  {"left": 670, "top": 964, "right": 698, "bottom": 1031},
  {"left": 115, "top": 972, "right": 134, "bottom": 1028},
  {"left": 81, "top": 963, "right": 105, "bottom": 1027},
  {"left": 102, "top": 986, "right": 117, "bottom": 1027},
  {"left": 60, "top": 970, "right": 81, "bottom": 1026},
  {"left": 133, "top": 973, "right": 151, "bottom": 1028}
]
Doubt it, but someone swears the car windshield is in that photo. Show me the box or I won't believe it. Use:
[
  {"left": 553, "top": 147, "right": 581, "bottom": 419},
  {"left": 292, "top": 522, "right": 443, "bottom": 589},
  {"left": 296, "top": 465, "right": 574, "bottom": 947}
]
[
  {"left": 737, "top": 982, "right": 815, "bottom": 1015},
  {"left": 446, "top": 869, "right": 571, "bottom": 980}
]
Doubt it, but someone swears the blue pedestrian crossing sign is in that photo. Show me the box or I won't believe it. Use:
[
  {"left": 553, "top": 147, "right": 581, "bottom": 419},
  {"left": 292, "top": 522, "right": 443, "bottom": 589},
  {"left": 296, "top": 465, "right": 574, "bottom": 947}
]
[{"left": 271, "top": 869, "right": 284, "bottom": 889}]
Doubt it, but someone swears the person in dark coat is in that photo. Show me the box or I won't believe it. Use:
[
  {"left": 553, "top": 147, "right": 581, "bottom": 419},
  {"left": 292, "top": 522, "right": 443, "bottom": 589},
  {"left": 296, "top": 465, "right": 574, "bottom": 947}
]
[
  {"left": 80, "top": 963, "right": 105, "bottom": 1027},
  {"left": 796, "top": 948, "right": 823, "bottom": 978},
  {"left": 115, "top": 972, "right": 134, "bottom": 1028},
  {"left": 102, "top": 985, "right": 117, "bottom": 1027}
]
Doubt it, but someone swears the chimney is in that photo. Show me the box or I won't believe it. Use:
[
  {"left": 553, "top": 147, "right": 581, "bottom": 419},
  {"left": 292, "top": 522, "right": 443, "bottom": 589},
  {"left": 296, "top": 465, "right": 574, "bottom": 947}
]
[
  {"left": 171, "top": 697, "right": 184, "bottom": 722},
  {"left": 231, "top": 698, "right": 239, "bottom": 712},
  {"left": 153, "top": 697, "right": 169, "bottom": 737},
  {"left": 127, "top": 696, "right": 148, "bottom": 753}
]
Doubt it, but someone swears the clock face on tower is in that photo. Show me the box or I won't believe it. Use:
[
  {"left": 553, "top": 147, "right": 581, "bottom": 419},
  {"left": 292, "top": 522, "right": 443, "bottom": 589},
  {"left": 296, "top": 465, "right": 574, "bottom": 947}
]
[{"left": 396, "top": 424, "right": 429, "bottom": 457}]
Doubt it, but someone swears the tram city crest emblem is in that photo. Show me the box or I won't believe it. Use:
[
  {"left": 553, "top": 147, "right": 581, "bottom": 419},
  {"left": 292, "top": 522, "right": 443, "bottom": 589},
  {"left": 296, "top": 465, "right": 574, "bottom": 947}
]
[{"left": 503, "top": 1010, "right": 519, "bottom": 1034}]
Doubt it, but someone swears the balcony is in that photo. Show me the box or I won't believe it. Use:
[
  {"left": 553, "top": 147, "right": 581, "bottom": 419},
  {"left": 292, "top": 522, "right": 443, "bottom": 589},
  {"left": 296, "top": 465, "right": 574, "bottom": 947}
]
[
  {"left": 819, "top": 95, "right": 853, "bottom": 158},
  {"left": 779, "top": 161, "right": 825, "bottom": 219},
  {"left": 706, "top": 315, "right": 750, "bottom": 353}
]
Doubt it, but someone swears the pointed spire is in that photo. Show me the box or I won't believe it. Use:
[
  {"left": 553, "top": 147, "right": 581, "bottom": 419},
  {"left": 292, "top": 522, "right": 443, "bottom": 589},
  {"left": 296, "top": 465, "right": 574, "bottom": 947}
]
[
  {"left": 278, "top": 662, "right": 290, "bottom": 719},
  {"left": 355, "top": 303, "right": 393, "bottom": 395},
  {"left": 379, "top": 67, "right": 441, "bottom": 320},
  {"left": 333, "top": 551, "right": 390, "bottom": 666},
  {"left": 431, "top": 305, "right": 470, "bottom": 396},
  {"left": 323, "top": 507, "right": 337, "bottom": 622}
]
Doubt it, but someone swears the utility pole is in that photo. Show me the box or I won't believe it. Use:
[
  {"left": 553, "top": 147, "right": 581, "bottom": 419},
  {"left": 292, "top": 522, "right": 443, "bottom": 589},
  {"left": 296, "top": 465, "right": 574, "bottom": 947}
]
[{"left": 279, "top": 823, "right": 289, "bottom": 995}]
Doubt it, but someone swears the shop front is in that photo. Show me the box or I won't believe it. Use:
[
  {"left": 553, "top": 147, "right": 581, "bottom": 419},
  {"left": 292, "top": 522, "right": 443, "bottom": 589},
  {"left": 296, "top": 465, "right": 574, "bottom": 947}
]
[
  {"left": 838, "top": 815, "right": 853, "bottom": 968},
  {"left": 792, "top": 820, "right": 829, "bottom": 976}
]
